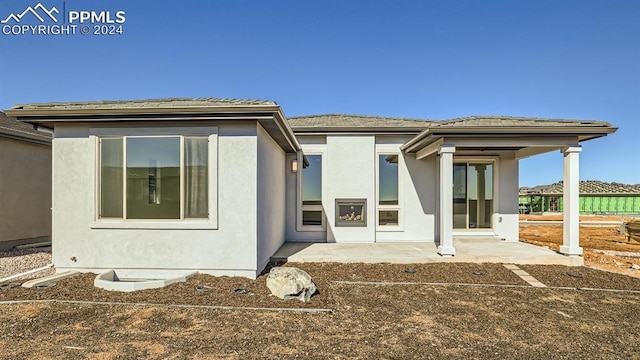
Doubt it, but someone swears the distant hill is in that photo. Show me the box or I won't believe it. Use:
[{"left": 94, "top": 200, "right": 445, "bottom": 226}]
[{"left": 519, "top": 180, "right": 640, "bottom": 196}]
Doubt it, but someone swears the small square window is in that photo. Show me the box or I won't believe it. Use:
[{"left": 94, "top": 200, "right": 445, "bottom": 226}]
[
  {"left": 302, "top": 210, "right": 323, "bottom": 226},
  {"left": 378, "top": 210, "right": 399, "bottom": 226}
]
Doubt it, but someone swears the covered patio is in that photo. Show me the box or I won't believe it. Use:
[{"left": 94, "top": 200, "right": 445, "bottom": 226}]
[
  {"left": 272, "top": 238, "right": 583, "bottom": 266},
  {"left": 400, "top": 116, "right": 616, "bottom": 257}
]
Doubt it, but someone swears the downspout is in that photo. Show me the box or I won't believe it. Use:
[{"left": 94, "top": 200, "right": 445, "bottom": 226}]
[{"left": 0, "top": 263, "right": 54, "bottom": 284}]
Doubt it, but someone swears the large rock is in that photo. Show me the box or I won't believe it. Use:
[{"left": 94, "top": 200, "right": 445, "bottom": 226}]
[{"left": 266, "top": 267, "right": 317, "bottom": 302}]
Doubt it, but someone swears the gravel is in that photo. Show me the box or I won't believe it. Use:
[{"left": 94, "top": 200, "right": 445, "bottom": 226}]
[{"left": 0, "top": 247, "right": 54, "bottom": 281}]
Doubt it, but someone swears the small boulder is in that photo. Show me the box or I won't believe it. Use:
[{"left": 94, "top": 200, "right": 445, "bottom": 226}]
[{"left": 266, "top": 267, "right": 317, "bottom": 302}]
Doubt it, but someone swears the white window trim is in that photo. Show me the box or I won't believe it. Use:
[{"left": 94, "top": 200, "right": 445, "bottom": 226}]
[
  {"left": 376, "top": 145, "right": 404, "bottom": 232},
  {"left": 296, "top": 144, "right": 326, "bottom": 232},
  {"left": 89, "top": 126, "right": 218, "bottom": 230},
  {"left": 451, "top": 156, "right": 498, "bottom": 232}
]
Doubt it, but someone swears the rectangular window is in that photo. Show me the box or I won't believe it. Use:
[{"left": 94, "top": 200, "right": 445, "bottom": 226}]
[
  {"left": 302, "top": 155, "right": 322, "bottom": 206},
  {"left": 99, "top": 136, "right": 209, "bottom": 220},
  {"left": 100, "top": 138, "right": 123, "bottom": 218},
  {"left": 453, "top": 164, "right": 468, "bottom": 228},
  {"left": 377, "top": 154, "right": 400, "bottom": 226},
  {"left": 300, "top": 154, "right": 323, "bottom": 227},
  {"left": 301, "top": 210, "right": 323, "bottom": 226},
  {"left": 184, "top": 137, "right": 209, "bottom": 219},
  {"left": 126, "top": 137, "right": 181, "bottom": 219}
]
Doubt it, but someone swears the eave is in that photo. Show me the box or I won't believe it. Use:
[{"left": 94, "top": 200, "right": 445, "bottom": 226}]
[
  {"left": 5, "top": 105, "right": 301, "bottom": 153},
  {"left": 401, "top": 126, "right": 618, "bottom": 153}
]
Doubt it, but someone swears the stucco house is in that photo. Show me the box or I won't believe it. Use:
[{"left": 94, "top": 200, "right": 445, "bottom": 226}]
[
  {"left": 5, "top": 99, "right": 616, "bottom": 278},
  {"left": 0, "top": 112, "right": 51, "bottom": 250}
]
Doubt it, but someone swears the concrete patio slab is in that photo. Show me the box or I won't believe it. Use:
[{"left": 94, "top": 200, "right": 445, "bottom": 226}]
[{"left": 272, "top": 238, "right": 583, "bottom": 266}]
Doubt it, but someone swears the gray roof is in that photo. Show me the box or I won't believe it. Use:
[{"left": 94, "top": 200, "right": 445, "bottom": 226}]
[
  {"left": 288, "top": 114, "right": 613, "bottom": 132},
  {"left": 0, "top": 111, "right": 50, "bottom": 145},
  {"left": 6, "top": 97, "right": 298, "bottom": 152},
  {"left": 5, "top": 98, "right": 615, "bottom": 151},
  {"left": 289, "top": 114, "right": 436, "bottom": 131},
  {"left": 520, "top": 181, "right": 640, "bottom": 195},
  {"left": 438, "top": 116, "right": 612, "bottom": 128},
  {"left": 11, "top": 97, "right": 277, "bottom": 111}
]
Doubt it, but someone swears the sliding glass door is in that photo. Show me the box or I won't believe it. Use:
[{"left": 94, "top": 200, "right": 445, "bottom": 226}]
[{"left": 453, "top": 162, "right": 494, "bottom": 229}]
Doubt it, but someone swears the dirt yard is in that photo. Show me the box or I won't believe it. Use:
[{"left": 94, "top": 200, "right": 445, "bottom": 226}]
[
  {"left": 519, "top": 215, "right": 640, "bottom": 278},
  {"left": 1, "top": 263, "right": 639, "bottom": 359},
  {"left": 1, "top": 218, "right": 639, "bottom": 359}
]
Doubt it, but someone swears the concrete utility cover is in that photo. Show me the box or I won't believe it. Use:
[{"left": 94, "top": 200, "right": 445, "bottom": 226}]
[{"left": 94, "top": 270, "right": 196, "bottom": 292}]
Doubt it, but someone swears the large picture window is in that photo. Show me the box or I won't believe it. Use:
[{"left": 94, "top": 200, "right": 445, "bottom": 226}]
[{"left": 99, "top": 136, "right": 209, "bottom": 220}]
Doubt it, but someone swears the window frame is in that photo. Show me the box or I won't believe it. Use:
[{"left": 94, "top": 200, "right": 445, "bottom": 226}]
[
  {"left": 90, "top": 127, "right": 218, "bottom": 230},
  {"left": 376, "top": 146, "right": 404, "bottom": 231},
  {"left": 296, "top": 145, "right": 326, "bottom": 232}
]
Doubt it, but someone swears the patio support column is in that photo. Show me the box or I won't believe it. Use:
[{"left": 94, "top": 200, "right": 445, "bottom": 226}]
[
  {"left": 438, "top": 145, "right": 456, "bottom": 256},
  {"left": 560, "top": 146, "right": 583, "bottom": 256}
]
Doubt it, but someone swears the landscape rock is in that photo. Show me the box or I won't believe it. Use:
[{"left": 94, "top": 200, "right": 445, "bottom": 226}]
[
  {"left": 631, "top": 264, "right": 640, "bottom": 270},
  {"left": 266, "top": 267, "right": 317, "bottom": 302}
]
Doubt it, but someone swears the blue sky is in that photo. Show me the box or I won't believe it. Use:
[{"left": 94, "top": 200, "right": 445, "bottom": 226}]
[{"left": 1, "top": 0, "right": 638, "bottom": 186}]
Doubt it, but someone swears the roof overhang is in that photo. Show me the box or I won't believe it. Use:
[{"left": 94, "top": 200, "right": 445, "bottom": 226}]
[
  {"left": 0, "top": 113, "right": 51, "bottom": 146},
  {"left": 401, "top": 125, "right": 617, "bottom": 159},
  {"left": 0, "top": 129, "right": 51, "bottom": 146},
  {"left": 5, "top": 105, "right": 301, "bottom": 153}
]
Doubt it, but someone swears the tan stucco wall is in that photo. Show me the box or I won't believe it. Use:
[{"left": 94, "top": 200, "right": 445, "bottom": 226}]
[
  {"left": 0, "top": 138, "right": 51, "bottom": 246},
  {"left": 51, "top": 122, "right": 264, "bottom": 278},
  {"left": 256, "top": 124, "right": 286, "bottom": 271},
  {"left": 285, "top": 134, "right": 437, "bottom": 243}
]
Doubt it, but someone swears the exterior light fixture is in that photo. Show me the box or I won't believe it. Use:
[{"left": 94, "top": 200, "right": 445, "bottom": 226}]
[{"left": 291, "top": 159, "right": 298, "bottom": 173}]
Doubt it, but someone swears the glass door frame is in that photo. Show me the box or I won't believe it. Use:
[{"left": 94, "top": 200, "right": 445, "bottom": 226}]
[{"left": 452, "top": 157, "right": 498, "bottom": 230}]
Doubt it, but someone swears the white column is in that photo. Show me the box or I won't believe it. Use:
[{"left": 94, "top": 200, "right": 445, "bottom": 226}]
[
  {"left": 560, "top": 146, "right": 583, "bottom": 255},
  {"left": 438, "top": 145, "right": 456, "bottom": 256}
]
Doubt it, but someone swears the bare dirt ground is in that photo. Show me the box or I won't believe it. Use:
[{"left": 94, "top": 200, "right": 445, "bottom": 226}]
[
  {"left": 1, "top": 262, "right": 639, "bottom": 359},
  {"left": 519, "top": 215, "right": 640, "bottom": 278},
  {"left": 1, "top": 218, "right": 639, "bottom": 359}
]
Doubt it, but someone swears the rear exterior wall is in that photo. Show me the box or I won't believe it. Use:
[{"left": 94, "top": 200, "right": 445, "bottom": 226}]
[{"left": 51, "top": 121, "right": 262, "bottom": 278}]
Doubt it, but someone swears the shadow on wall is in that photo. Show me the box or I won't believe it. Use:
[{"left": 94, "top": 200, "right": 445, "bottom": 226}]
[
  {"left": 404, "top": 153, "right": 437, "bottom": 215},
  {"left": 404, "top": 153, "right": 438, "bottom": 242}
]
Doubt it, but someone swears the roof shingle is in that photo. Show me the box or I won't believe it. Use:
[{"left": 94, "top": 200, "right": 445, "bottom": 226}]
[
  {"left": 0, "top": 111, "right": 50, "bottom": 144},
  {"left": 288, "top": 114, "right": 613, "bottom": 131},
  {"left": 438, "top": 116, "right": 611, "bottom": 128},
  {"left": 11, "top": 97, "right": 277, "bottom": 111},
  {"left": 288, "top": 114, "right": 436, "bottom": 129}
]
